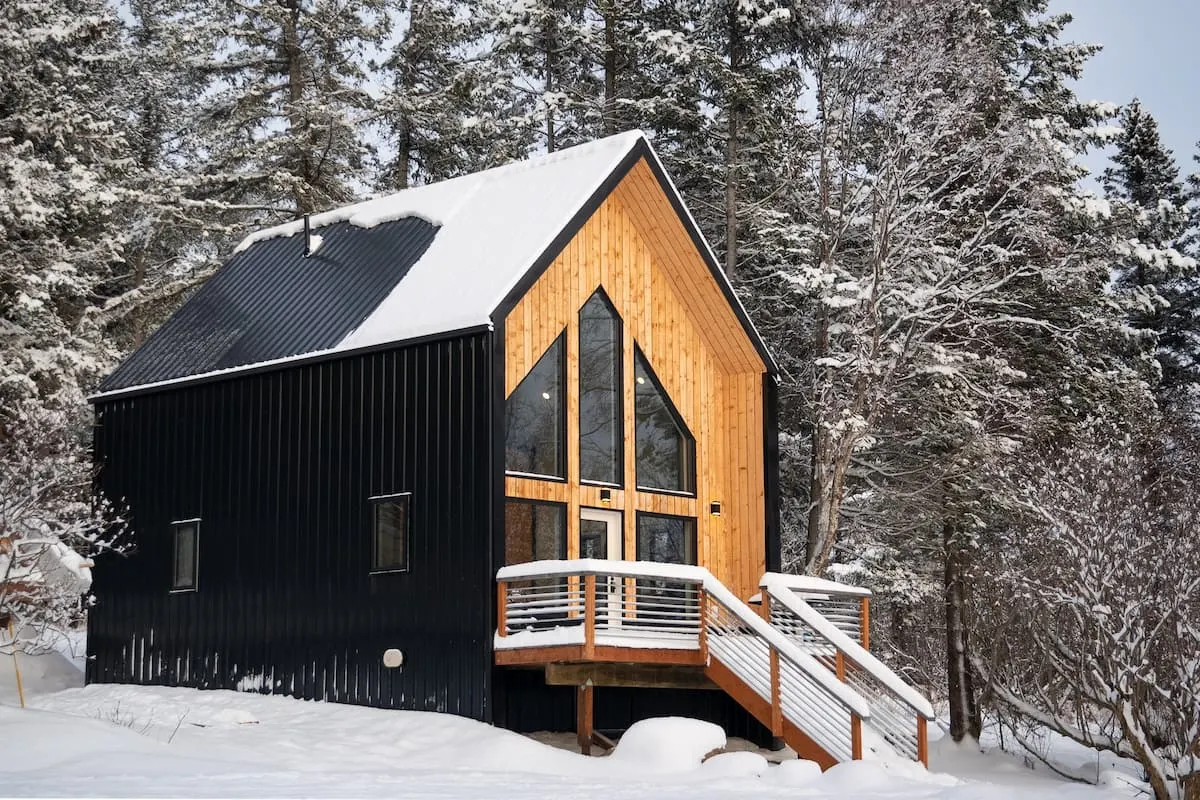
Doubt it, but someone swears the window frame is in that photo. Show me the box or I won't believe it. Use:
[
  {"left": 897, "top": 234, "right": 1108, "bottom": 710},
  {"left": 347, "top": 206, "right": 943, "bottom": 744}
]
[
  {"left": 577, "top": 289, "right": 624, "bottom": 489},
  {"left": 503, "top": 497, "right": 568, "bottom": 566},
  {"left": 634, "top": 512, "right": 698, "bottom": 565},
  {"left": 370, "top": 492, "right": 413, "bottom": 575},
  {"left": 170, "top": 518, "right": 201, "bottom": 593},
  {"left": 632, "top": 345, "right": 697, "bottom": 496},
  {"left": 504, "top": 332, "right": 568, "bottom": 481}
]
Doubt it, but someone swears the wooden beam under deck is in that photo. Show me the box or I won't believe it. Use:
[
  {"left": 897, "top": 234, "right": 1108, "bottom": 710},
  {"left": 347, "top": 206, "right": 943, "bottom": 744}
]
[
  {"left": 494, "top": 644, "right": 705, "bottom": 667},
  {"left": 545, "top": 662, "right": 717, "bottom": 690}
]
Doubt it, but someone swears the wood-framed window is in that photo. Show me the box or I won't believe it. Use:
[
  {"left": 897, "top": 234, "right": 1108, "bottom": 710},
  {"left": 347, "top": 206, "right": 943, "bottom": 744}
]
[
  {"left": 171, "top": 519, "right": 200, "bottom": 591},
  {"left": 504, "top": 498, "right": 566, "bottom": 565},
  {"left": 635, "top": 513, "right": 697, "bottom": 565},
  {"left": 505, "top": 332, "right": 566, "bottom": 480},
  {"left": 578, "top": 289, "right": 622, "bottom": 486},
  {"left": 633, "top": 347, "right": 696, "bottom": 495},
  {"left": 371, "top": 493, "right": 411, "bottom": 573}
]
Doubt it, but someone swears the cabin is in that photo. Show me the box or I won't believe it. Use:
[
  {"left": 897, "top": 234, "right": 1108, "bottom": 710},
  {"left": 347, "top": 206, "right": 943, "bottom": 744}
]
[{"left": 89, "top": 131, "right": 932, "bottom": 766}]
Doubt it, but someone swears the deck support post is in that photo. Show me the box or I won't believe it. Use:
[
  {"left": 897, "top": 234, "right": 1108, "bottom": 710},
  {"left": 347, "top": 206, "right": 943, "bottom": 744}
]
[
  {"left": 917, "top": 715, "right": 928, "bottom": 766},
  {"left": 851, "top": 714, "right": 863, "bottom": 760},
  {"left": 583, "top": 574, "right": 596, "bottom": 659},
  {"left": 577, "top": 682, "right": 594, "bottom": 756}
]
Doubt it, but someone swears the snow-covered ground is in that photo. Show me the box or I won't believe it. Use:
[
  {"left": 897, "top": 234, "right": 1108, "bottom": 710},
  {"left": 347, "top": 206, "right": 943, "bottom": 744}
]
[{"left": 0, "top": 642, "right": 1143, "bottom": 798}]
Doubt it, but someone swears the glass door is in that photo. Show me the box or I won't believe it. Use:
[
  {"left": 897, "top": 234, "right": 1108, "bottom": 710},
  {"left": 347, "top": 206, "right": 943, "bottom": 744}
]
[{"left": 580, "top": 508, "right": 623, "bottom": 628}]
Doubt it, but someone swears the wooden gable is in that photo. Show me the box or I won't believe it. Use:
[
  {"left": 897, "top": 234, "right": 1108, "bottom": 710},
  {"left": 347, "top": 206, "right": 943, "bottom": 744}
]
[{"left": 503, "top": 156, "right": 769, "bottom": 601}]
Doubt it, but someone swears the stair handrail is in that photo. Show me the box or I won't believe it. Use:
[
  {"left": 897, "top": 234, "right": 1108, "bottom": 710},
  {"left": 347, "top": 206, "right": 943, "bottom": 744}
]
[
  {"left": 761, "top": 573, "right": 872, "bottom": 599},
  {"left": 762, "top": 575, "right": 934, "bottom": 720}
]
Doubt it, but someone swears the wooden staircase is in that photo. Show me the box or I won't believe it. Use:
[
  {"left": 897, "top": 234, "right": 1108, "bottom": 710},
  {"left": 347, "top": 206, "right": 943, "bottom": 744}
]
[{"left": 494, "top": 559, "right": 934, "bottom": 767}]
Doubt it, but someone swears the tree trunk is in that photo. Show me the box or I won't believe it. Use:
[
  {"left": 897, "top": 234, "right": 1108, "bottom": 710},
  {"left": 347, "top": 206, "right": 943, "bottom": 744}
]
[
  {"left": 544, "top": 14, "right": 557, "bottom": 152},
  {"left": 282, "top": 0, "right": 311, "bottom": 215},
  {"left": 602, "top": 2, "right": 617, "bottom": 135},
  {"left": 944, "top": 516, "right": 980, "bottom": 742},
  {"left": 723, "top": 5, "right": 742, "bottom": 279}
]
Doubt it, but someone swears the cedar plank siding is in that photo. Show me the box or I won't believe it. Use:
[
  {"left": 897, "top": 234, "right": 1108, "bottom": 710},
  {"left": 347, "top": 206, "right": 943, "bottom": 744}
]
[{"left": 88, "top": 333, "right": 494, "bottom": 718}]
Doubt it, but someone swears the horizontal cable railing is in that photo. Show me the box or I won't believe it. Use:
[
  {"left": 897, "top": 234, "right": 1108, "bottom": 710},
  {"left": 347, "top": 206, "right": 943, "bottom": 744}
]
[
  {"left": 496, "top": 560, "right": 872, "bottom": 765},
  {"left": 762, "top": 575, "right": 934, "bottom": 764},
  {"left": 760, "top": 573, "right": 871, "bottom": 647}
]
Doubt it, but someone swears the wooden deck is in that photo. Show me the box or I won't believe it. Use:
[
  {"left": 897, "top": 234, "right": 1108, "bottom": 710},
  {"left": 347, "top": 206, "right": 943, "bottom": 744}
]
[{"left": 494, "top": 560, "right": 934, "bottom": 768}]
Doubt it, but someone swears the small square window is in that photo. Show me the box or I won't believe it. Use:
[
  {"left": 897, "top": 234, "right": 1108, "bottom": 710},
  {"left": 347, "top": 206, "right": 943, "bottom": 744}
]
[
  {"left": 172, "top": 521, "right": 199, "bottom": 591},
  {"left": 372, "top": 494, "right": 411, "bottom": 573}
]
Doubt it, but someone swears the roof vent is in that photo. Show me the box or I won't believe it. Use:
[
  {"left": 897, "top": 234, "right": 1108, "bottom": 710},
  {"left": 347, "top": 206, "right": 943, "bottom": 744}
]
[{"left": 302, "top": 214, "right": 323, "bottom": 257}]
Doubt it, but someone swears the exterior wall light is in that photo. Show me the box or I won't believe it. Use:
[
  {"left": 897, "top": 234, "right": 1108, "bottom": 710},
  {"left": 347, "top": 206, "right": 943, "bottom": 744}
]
[
  {"left": 709, "top": 501, "right": 722, "bottom": 517},
  {"left": 599, "top": 488, "right": 612, "bottom": 504}
]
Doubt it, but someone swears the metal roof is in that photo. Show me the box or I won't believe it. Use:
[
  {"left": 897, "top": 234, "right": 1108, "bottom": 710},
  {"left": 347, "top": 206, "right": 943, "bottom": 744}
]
[{"left": 99, "top": 217, "right": 439, "bottom": 392}]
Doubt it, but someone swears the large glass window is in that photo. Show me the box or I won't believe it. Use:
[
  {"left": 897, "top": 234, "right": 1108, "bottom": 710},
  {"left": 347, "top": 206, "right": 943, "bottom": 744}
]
[
  {"left": 634, "top": 348, "right": 695, "bottom": 493},
  {"left": 504, "top": 500, "right": 566, "bottom": 565},
  {"left": 636, "top": 514, "right": 697, "bottom": 565},
  {"left": 579, "top": 291, "right": 621, "bottom": 485},
  {"left": 505, "top": 334, "right": 565, "bottom": 477}
]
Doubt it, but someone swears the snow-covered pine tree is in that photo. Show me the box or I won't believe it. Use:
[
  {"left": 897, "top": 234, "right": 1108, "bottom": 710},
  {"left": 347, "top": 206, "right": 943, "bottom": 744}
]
[
  {"left": 164, "top": 0, "right": 390, "bottom": 222},
  {"left": 1102, "top": 99, "right": 1198, "bottom": 402},
  {"left": 0, "top": 0, "right": 132, "bottom": 645},
  {"left": 375, "top": 0, "right": 531, "bottom": 189}
]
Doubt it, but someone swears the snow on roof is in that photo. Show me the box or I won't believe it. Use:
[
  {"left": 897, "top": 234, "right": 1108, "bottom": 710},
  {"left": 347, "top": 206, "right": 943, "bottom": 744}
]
[
  {"left": 94, "top": 130, "right": 774, "bottom": 399},
  {"left": 236, "top": 130, "right": 646, "bottom": 351}
]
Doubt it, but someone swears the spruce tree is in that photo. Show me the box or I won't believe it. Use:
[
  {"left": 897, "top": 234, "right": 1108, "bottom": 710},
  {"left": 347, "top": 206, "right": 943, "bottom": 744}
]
[
  {"left": 0, "top": 0, "right": 133, "bottom": 631},
  {"left": 1102, "top": 100, "right": 1198, "bottom": 399}
]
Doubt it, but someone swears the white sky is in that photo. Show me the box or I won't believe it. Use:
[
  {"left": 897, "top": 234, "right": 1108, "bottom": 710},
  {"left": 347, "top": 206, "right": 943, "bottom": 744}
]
[{"left": 1051, "top": 0, "right": 1199, "bottom": 180}]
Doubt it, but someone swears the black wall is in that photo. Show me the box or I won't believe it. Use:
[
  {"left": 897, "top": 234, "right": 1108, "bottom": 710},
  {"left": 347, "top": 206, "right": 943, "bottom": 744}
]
[{"left": 89, "top": 332, "right": 494, "bottom": 719}]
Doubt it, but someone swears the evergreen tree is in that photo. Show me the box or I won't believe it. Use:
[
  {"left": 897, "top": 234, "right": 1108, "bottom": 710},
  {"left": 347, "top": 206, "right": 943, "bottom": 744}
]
[
  {"left": 0, "top": 0, "right": 133, "bottom": 637},
  {"left": 1102, "top": 100, "right": 1198, "bottom": 400},
  {"left": 375, "top": 0, "right": 529, "bottom": 189},
  {"left": 164, "top": 0, "right": 391, "bottom": 221}
]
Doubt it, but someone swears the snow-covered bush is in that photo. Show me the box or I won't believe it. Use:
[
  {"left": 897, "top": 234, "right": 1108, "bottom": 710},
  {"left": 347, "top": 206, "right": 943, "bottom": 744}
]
[
  {"left": 974, "top": 434, "right": 1200, "bottom": 800},
  {"left": 0, "top": 423, "right": 126, "bottom": 655}
]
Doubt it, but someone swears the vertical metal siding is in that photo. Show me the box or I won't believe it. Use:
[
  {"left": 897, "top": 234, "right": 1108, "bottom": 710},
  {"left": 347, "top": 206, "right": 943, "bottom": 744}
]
[{"left": 89, "top": 332, "right": 493, "bottom": 719}]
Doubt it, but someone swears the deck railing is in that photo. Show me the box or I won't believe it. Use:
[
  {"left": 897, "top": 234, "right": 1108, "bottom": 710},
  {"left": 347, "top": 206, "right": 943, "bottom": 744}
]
[
  {"left": 495, "top": 559, "right": 873, "bottom": 766},
  {"left": 759, "top": 573, "right": 872, "bottom": 648},
  {"left": 761, "top": 574, "right": 934, "bottom": 764}
]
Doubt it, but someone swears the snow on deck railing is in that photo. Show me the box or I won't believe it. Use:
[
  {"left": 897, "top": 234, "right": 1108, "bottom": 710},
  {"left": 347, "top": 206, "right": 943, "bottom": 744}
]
[
  {"left": 762, "top": 577, "right": 933, "bottom": 720},
  {"left": 760, "top": 573, "right": 872, "bottom": 598}
]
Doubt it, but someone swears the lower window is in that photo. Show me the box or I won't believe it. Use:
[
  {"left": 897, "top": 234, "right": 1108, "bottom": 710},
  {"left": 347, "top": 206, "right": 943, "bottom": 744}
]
[
  {"left": 172, "top": 520, "right": 199, "bottom": 590},
  {"left": 504, "top": 499, "right": 566, "bottom": 565},
  {"left": 372, "top": 494, "right": 411, "bottom": 573},
  {"left": 636, "top": 513, "right": 696, "bottom": 565}
]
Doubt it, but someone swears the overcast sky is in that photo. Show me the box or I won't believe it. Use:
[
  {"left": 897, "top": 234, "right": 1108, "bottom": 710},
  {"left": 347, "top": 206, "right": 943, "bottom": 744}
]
[{"left": 1050, "top": 0, "right": 1199, "bottom": 180}]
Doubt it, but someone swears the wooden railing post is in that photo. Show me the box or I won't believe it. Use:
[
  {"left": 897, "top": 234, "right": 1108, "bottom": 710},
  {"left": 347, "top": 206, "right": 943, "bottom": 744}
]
[
  {"left": 583, "top": 574, "right": 596, "bottom": 659},
  {"left": 497, "top": 580, "right": 507, "bottom": 637},
  {"left": 761, "top": 593, "right": 783, "bottom": 737},
  {"left": 917, "top": 715, "right": 928, "bottom": 767},
  {"left": 698, "top": 589, "right": 708, "bottom": 661},
  {"left": 835, "top": 651, "right": 846, "bottom": 682},
  {"left": 860, "top": 596, "right": 870, "bottom": 650},
  {"left": 851, "top": 714, "right": 863, "bottom": 760}
]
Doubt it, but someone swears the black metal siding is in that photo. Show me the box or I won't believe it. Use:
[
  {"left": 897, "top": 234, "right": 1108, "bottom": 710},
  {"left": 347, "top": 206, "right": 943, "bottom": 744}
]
[
  {"left": 89, "top": 332, "right": 494, "bottom": 719},
  {"left": 101, "top": 217, "right": 440, "bottom": 392}
]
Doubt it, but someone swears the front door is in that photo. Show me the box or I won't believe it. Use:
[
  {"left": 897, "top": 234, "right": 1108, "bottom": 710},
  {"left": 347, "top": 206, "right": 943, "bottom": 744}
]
[{"left": 579, "top": 508, "right": 623, "bottom": 627}]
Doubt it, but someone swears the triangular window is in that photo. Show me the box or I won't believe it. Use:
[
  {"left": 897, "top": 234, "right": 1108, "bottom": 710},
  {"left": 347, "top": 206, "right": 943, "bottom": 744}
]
[
  {"left": 506, "top": 333, "right": 565, "bottom": 478},
  {"left": 579, "top": 290, "right": 622, "bottom": 485},
  {"left": 634, "top": 347, "right": 695, "bottom": 493}
]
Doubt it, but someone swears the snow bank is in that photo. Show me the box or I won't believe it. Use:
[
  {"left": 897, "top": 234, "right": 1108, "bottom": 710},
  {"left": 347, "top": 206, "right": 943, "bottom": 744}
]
[
  {"left": 608, "top": 717, "right": 725, "bottom": 772},
  {"left": 0, "top": 683, "right": 1135, "bottom": 799}
]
